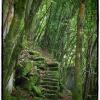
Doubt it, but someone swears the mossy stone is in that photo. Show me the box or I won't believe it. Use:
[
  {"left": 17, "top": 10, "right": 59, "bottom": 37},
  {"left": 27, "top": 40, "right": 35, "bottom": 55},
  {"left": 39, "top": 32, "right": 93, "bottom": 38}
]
[
  {"left": 21, "top": 61, "right": 34, "bottom": 76},
  {"left": 28, "top": 50, "right": 40, "bottom": 56}
]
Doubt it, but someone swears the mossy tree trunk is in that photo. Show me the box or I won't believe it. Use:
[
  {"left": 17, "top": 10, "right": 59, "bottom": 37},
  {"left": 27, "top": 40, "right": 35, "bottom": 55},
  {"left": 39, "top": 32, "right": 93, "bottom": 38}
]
[
  {"left": 3, "top": 0, "right": 27, "bottom": 96},
  {"left": 3, "top": 0, "right": 14, "bottom": 39},
  {"left": 72, "top": 0, "right": 85, "bottom": 100},
  {"left": 3, "top": 0, "right": 43, "bottom": 95}
]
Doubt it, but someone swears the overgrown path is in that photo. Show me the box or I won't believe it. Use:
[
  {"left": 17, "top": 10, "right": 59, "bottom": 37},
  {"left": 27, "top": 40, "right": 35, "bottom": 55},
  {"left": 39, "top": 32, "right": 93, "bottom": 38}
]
[{"left": 13, "top": 48, "right": 73, "bottom": 100}]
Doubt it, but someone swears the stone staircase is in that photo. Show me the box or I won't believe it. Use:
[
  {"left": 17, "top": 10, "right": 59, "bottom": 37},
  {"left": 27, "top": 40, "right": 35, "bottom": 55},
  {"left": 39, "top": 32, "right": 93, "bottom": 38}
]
[{"left": 40, "top": 62, "right": 60, "bottom": 100}]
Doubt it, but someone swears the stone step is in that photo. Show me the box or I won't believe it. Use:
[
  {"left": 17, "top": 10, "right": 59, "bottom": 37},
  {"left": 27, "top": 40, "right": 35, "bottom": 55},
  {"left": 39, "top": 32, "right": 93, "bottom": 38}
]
[
  {"left": 47, "top": 62, "right": 59, "bottom": 67},
  {"left": 47, "top": 66, "right": 59, "bottom": 68},
  {"left": 43, "top": 77, "right": 58, "bottom": 81},
  {"left": 40, "top": 85, "right": 58, "bottom": 90},
  {"left": 47, "top": 67, "right": 59, "bottom": 71},
  {"left": 47, "top": 70, "right": 58, "bottom": 72},
  {"left": 44, "top": 93, "right": 58, "bottom": 99},
  {"left": 46, "top": 71, "right": 58, "bottom": 74},
  {"left": 31, "top": 57, "right": 45, "bottom": 61},
  {"left": 40, "top": 80, "right": 58, "bottom": 84},
  {"left": 46, "top": 73, "right": 57, "bottom": 76},
  {"left": 40, "top": 82, "right": 58, "bottom": 86},
  {"left": 42, "top": 89, "right": 57, "bottom": 94},
  {"left": 44, "top": 75, "right": 59, "bottom": 79},
  {"left": 47, "top": 66, "right": 58, "bottom": 69},
  {"left": 46, "top": 74, "right": 55, "bottom": 77},
  {"left": 46, "top": 74, "right": 59, "bottom": 78},
  {"left": 42, "top": 78, "right": 58, "bottom": 82}
]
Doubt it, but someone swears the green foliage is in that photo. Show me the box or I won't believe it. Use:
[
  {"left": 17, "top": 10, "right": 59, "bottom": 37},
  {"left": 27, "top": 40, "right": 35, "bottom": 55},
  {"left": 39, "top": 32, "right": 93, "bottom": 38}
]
[
  {"left": 14, "top": 50, "right": 49, "bottom": 98},
  {"left": 33, "top": 97, "right": 44, "bottom": 100},
  {"left": 14, "top": 0, "right": 27, "bottom": 16},
  {"left": 28, "top": 50, "right": 41, "bottom": 56},
  {"left": 22, "top": 35, "right": 29, "bottom": 49},
  {"left": 3, "top": 0, "right": 97, "bottom": 99},
  {"left": 21, "top": 61, "right": 33, "bottom": 76},
  {"left": 24, "top": 74, "right": 39, "bottom": 91},
  {"left": 32, "top": 86, "right": 43, "bottom": 96},
  {"left": 4, "top": 96, "right": 17, "bottom": 100}
]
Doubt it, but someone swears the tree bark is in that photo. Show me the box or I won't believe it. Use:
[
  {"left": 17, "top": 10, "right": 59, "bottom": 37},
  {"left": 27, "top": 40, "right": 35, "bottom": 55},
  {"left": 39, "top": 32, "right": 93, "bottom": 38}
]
[
  {"left": 3, "top": 0, "right": 14, "bottom": 39},
  {"left": 83, "top": 36, "right": 97, "bottom": 100},
  {"left": 3, "top": 0, "right": 43, "bottom": 94},
  {"left": 3, "top": 0, "right": 27, "bottom": 96},
  {"left": 73, "top": 0, "right": 85, "bottom": 100}
]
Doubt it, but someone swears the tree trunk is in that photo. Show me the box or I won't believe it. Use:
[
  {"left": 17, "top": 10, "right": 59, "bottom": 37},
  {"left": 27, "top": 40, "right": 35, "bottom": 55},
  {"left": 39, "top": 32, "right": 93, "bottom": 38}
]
[
  {"left": 73, "top": 0, "right": 85, "bottom": 100},
  {"left": 3, "top": 0, "right": 14, "bottom": 39},
  {"left": 83, "top": 36, "right": 97, "bottom": 100},
  {"left": 3, "top": 0, "right": 27, "bottom": 96},
  {"left": 3, "top": 0, "right": 43, "bottom": 95}
]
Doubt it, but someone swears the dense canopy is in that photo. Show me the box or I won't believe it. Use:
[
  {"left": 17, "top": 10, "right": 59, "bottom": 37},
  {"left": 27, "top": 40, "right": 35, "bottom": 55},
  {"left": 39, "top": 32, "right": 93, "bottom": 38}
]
[{"left": 3, "top": 0, "right": 97, "bottom": 100}]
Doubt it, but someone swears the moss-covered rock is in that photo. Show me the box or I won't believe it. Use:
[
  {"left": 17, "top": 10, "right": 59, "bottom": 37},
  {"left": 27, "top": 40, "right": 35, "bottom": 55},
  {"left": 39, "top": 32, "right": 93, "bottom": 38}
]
[
  {"left": 21, "top": 61, "right": 33, "bottom": 76},
  {"left": 28, "top": 50, "right": 40, "bottom": 56},
  {"left": 24, "top": 74, "right": 40, "bottom": 90},
  {"left": 14, "top": 49, "right": 60, "bottom": 99},
  {"left": 16, "top": 61, "right": 34, "bottom": 77}
]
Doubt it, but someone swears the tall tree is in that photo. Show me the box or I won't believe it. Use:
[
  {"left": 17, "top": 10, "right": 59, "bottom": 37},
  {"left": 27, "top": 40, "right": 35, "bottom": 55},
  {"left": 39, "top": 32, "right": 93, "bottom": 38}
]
[
  {"left": 3, "top": 0, "right": 43, "bottom": 97},
  {"left": 3, "top": 1, "right": 27, "bottom": 97},
  {"left": 73, "top": 0, "right": 85, "bottom": 100}
]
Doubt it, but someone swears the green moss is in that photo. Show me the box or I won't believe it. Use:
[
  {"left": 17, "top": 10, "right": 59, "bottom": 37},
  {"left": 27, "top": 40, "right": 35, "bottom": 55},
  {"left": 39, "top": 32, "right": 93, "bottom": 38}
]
[
  {"left": 4, "top": 96, "right": 17, "bottom": 100},
  {"left": 3, "top": 14, "right": 24, "bottom": 88},
  {"left": 14, "top": 0, "right": 26, "bottom": 17},
  {"left": 33, "top": 97, "right": 43, "bottom": 100},
  {"left": 22, "top": 35, "right": 29, "bottom": 49},
  {"left": 21, "top": 61, "right": 33, "bottom": 76},
  {"left": 32, "top": 86, "right": 43, "bottom": 97},
  {"left": 28, "top": 50, "right": 40, "bottom": 56},
  {"left": 24, "top": 74, "right": 39, "bottom": 90}
]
